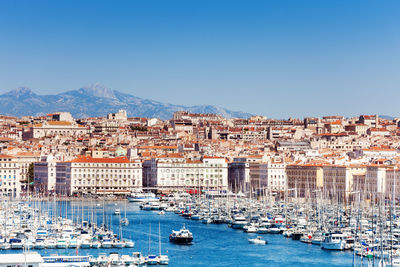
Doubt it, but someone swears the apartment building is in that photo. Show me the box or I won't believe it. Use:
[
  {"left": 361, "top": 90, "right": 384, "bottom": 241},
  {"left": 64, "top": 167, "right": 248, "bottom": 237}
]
[
  {"left": 143, "top": 155, "right": 228, "bottom": 191},
  {"left": 55, "top": 156, "right": 142, "bottom": 196},
  {"left": 28, "top": 121, "right": 88, "bottom": 138},
  {"left": 34, "top": 155, "right": 57, "bottom": 193},
  {"left": 286, "top": 164, "right": 323, "bottom": 199},
  {"left": 0, "top": 155, "right": 21, "bottom": 197}
]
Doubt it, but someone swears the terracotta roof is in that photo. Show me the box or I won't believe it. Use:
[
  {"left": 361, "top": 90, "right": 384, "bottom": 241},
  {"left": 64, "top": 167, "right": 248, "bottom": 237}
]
[
  {"left": 363, "top": 147, "right": 395, "bottom": 151},
  {"left": 70, "top": 155, "right": 130, "bottom": 163},
  {"left": 47, "top": 121, "right": 72, "bottom": 126},
  {"left": 0, "top": 154, "right": 14, "bottom": 159}
]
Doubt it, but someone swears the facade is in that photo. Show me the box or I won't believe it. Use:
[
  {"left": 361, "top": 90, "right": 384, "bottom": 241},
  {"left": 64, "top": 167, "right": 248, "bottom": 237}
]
[
  {"left": 34, "top": 155, "right": 57, "bottom": 193},
  {"left": 29, "top": 121, "right": 88, "bottom": 138},
  {"left": 286, "top": 164, "right": 323, "bottom": 199},
  {"left": 0, "top": 155, "right": 21, "bottom": 197},
  {"left": 107, "top": 109, "right": 128, "bottom": 121},
  {"left": 55, "top": 156, "right": 142, "bottom": 196},
  {"left": 344, "top": 124, "right": 369, "bottom": 135},
  {"left": 266, "top": 160, "right": 287, "bottom": 192},
  {"left": 143, "top": 156, "right": 228, "bottom": 191},
  {"left": 322, "top": 166, "right": 347, "bottom": 200},
  {"left": 47, "top": 112, "right": 74, "bottom": 122},
  {"left": 14, "top": 152, "right": 40, "bottom": 189},
  {"left": 228, "top": 158, "right": 250, "bottom": 193}
]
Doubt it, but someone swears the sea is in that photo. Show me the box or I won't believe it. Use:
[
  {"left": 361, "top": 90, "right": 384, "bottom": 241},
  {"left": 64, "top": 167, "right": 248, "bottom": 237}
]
[{"left": 2, "top": 200, "right": 357, "bottom": 266}]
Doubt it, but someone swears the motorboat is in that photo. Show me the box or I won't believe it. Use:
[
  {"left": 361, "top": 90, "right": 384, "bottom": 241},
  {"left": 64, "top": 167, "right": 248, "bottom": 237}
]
[
  {"left": 231, "top": 215, "right": 248, "bottom": 229},
  {"left": 10, "top": 238, "right": 23, "bottom": 249},
  {"left": 169, "top": 225, "right": 193, "bottom": 244},
  {"left": 101, "top": 239, "right": 113, "bottom": 248},
  {"left": 56, "top": 239, "right": 68, "bottom": 249},
  {"left": 45, "top": 239, "right": 57, "bottom": 249},
  {"left": 257, "top": 226, "right": 269, "bottom": 234},
  {"left": 248, "top": 236, "right": 267, "bottom": 245},
  {"left": 321, "top": 232, "right": 346, "bottom": 250},
  {"left": 300, "top": 233, "right": 313, "bottom": 244},
  {"left": 245, "top": 224, "right": 258, "bottom": 233},
  {"left": 311, "top": 232, "right": 323, "bottom": 245},
  {"left": 34, "top": 239, "right": 45, "bottom": 249},
  {"left": 80, "top": 239, "right": 91, "bottom": 249},
  {"left": 128, "top": 192, "right": 160, "bottom": 202},
  {"left": 114, "top": 208, "right": 121, "bottom": 215}
]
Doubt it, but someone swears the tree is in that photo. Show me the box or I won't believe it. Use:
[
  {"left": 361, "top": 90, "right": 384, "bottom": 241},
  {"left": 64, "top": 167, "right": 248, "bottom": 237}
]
[
  {"left": 130, "top": 125, "right": 148, "bottom": 131},
  {"left": 27, "top": 162, "right": 34, "bottom": 190}
]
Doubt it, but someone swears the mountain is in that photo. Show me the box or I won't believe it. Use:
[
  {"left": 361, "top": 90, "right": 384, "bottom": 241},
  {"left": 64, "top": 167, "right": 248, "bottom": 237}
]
[
  {"left": 379, "top": 115, "right": 395, "bottom": 120},
  {"left": 0, "top": 84, "right": 253, "bottom": 119}
]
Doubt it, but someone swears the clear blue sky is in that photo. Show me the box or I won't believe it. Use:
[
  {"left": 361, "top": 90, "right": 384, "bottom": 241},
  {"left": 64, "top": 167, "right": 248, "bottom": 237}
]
[{"left": 0, "top": 0, "right": 399, "bottom": 118}]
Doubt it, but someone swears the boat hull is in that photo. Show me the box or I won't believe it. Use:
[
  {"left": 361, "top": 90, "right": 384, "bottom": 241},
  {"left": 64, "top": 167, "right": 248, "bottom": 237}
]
[{"left": 169, "top": 236, "right": 193, "bottom": 244}]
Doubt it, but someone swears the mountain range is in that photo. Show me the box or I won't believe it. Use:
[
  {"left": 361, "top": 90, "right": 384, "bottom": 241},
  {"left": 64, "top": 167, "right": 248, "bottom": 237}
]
[{"left": 0, "top": 84, "right": 252, "bottom": 119}]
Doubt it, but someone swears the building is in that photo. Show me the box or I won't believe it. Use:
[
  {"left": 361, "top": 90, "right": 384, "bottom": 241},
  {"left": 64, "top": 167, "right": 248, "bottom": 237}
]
[
  {"left": 367, "top": 127, "right": 390, "bottom": 136},
  {"left": 360, "top": 147, "right": 397, "bottom": 159},
  {"left": 108, "top": 110, "right": 128, "bottom": 121},
  {"left": 322, "top": 165, "right": 347, "bottom": 200},
  {"left": 171, "top": 120, "right": 193, "bottom": 134},
  {"left": 266, "top": 159, "right": 287, "bottom": 192},
  {"left": 0, "top": 155, "right": 21, "bottom": 197},
  {"left": 55, "top": 156, "right": 142, "bottom": 196},
  {"left": 27, "top": 121, "right": 88, "bottom": 139},
  {"left": 14, "top": 152, "right": 40, "bottom": 190},
  {"left": 344, "top": 124, "right": 368, "bottom": 136},
  {"left": 286, "top": 164, "right": 323, "bottom": 199},
  {"left": 34, "top": 155, "right": 57, "bottom": 193},
  {"left": 143, "top": 155, "right": 228, "bottom": 192},
  {"left": 47, "top": 112, "right": 74, "bottom": 122},
  {"left": 358, "top": 115, "right": 379, "bottom": 128},
  {"left": 228, "top": 158, "right": 250, "bottom": 193},
  {"left": 276, "top": 141, "right": 311, "bottom": 152}
]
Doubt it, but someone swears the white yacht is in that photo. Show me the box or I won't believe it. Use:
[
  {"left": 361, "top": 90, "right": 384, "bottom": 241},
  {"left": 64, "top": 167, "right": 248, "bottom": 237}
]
[
  {"left": 248, "top": 236, "right": 267, "bottom": 245},
  {"left": 245, "top": 223, "right": 258, "bottom": 233},
  {"left": 321, "top": 232, "right": 346, "bottom": 250},
  {"left": 128, "top": 192, "right": 159, "bottom": 202},
  {"left": 231, "top": 215, "right": 248, "bottom": 229},
  {"left": 56, "top": 239, "right": 68, "bottom": 249}
]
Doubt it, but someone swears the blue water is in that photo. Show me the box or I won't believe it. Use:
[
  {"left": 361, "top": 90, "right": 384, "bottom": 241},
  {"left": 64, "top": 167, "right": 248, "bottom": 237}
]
[{"left": 3, "top": 201, "right": 356, "bottom": 266}]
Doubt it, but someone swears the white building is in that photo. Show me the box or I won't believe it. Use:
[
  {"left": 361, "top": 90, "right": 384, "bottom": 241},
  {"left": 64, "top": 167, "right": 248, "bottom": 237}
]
[
  {"left": 143, "top": 156, "right": 228, "bottom": 191},
  {"left": 108, "top": 109, "right": 128, "bottom": 121},
  {"left": 14, "top": 152, "right": 41, "bottom": 189},
  {"left": 55, "top": 156, "right": 142, "bottom": 196},
  {"left": 266, "top": 159, "right": 287, "bottom": 191},
  {"left": 0, "top": 155, "right": 21, "bottom": 197},
  {"left": 361, "top": 147, "right": 397, "bottom": 159},
  {"left": 47, "top": 112, "right": 74, "bottom": 122},
  {"left": 29, "top": 121, "right": 88, "bottom": 138}
]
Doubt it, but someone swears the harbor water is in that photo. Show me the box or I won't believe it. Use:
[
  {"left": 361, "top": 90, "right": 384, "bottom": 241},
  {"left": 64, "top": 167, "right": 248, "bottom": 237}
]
[{"left": 2, "top": 200, "right": 354, "bottom": 266}]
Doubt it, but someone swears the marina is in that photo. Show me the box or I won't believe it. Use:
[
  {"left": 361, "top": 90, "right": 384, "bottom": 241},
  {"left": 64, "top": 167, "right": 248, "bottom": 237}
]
[{"left": 0, "top": 195, "right": 363, "bottom": 266}]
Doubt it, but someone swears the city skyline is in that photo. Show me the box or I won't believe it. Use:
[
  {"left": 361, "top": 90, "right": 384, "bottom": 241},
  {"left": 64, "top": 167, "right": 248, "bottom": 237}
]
[{"left": 0, "top": 0, "right": 399, "bottom": 118}]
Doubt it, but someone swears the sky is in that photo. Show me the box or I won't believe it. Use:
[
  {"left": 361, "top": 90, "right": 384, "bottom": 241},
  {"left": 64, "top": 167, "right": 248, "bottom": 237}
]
[{"left": 0, "top": 0, "right": 399, "bottom": 118}]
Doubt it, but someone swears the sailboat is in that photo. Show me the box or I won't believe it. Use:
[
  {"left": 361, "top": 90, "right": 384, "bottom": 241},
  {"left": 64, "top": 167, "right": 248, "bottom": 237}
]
[
  {"left": 145, "top": 224, "right": 159, "bottom": 265},
  {"left": 157, "top": 221, "right": 169, "bottom": 265},
  {"left": 121, "top": 201, "right": 129, "bottom": 226}
]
